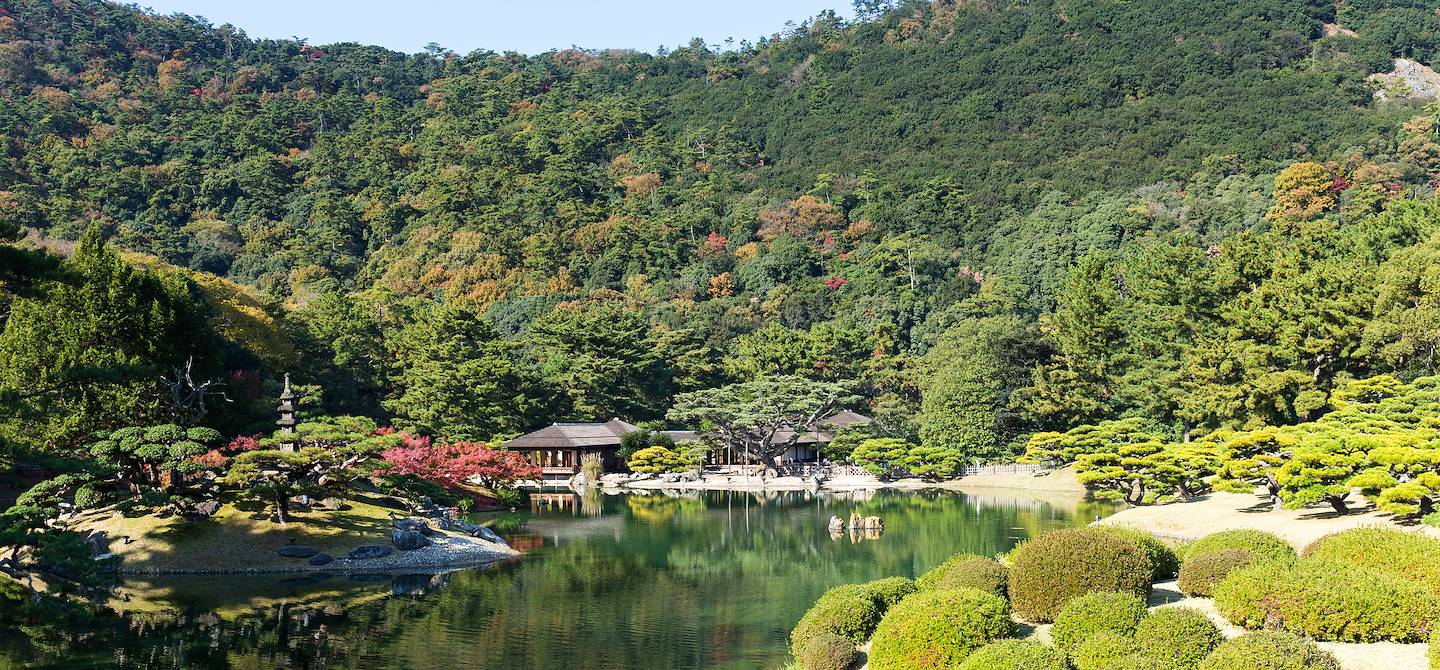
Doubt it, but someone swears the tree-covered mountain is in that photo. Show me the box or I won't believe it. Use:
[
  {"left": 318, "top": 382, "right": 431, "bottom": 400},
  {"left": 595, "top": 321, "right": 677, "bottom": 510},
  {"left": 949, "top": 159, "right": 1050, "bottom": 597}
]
[{"left": 2, "top": 0, "right": 1440, "bottom": 466}]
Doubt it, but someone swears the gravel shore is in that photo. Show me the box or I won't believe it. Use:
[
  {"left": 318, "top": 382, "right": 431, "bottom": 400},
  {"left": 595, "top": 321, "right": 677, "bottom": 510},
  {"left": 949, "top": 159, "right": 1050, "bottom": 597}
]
[{"left": 115, "top": 530, "right": 518, "bottom": 575}]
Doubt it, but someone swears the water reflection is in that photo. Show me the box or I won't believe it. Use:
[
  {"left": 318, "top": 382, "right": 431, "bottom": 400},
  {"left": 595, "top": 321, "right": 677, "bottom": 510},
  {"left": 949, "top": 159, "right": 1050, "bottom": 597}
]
[{"left": 1, "top": 488, "right": 1110, "bottom": 669}]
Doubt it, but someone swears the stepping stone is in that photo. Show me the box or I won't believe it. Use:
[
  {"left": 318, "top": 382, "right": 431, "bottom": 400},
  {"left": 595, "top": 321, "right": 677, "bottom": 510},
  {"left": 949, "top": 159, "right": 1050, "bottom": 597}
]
[
  {"left": 277, "top": 545, "right": 319, "bottom": 558},
  {"left": 307, "top": 553, "right": 333, "bottom": 566}
]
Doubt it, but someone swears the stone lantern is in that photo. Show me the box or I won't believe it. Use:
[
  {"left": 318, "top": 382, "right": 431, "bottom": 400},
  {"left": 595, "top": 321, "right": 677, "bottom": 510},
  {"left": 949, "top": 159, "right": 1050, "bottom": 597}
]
[{"left": 277, "top": 373, "right": 297, "bottom": 452}]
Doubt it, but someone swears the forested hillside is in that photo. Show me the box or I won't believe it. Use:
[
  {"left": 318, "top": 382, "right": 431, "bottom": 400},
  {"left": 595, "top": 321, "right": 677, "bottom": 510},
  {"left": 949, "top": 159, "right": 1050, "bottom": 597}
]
[{"left": 3, "top": 0, "right": 1440, "bottom": 470}]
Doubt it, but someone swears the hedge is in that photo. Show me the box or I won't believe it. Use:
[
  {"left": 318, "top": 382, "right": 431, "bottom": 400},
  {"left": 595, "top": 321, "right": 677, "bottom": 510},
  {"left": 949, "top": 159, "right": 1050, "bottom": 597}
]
[
  {"left": 1008, "top": 528, "right": 1154, "bottom": 622},
  {"left": 1302, "top": 527, "right": 1440, "bottom": 591},
  {"left": 868, "top": 588, "right": 1014, "bottom": 670},
  {"left": 956, "top": 640, "right": 1068, "bottom": 670},
  {"left": 1430, "top": 629, "right": 1439, "bottom": 670},
  {"left": 1132, "top": 607, "right": 1222, "bottom": 670},
  {"left": 1212, "top": 559, "right": 1440, "bottom": 642},
  {"left": 1051, "top": 592, "right": 1149, "bottom": 655},
  {"left": 1197, "top": 631, "right": 1341, "bottom": 670},
  {"left": 859, "top": 577, "right": 916, "bottom": 610},
  {"left": 1176, "top": 549, "right": 1253, "bottom": 597},
  {"left": 1071, "top": 631, "right": 1141, "bottom": 670},
  {"left": 916, "top": 554, "right": 1009, "bottom": 598},
  {"left": 1182, "top": 529, "right": 1295, "bottom": 564},
  {"left": 794, "top": 631, "right": 859, "bottom": 670},
  {"left": 1095, "top": 526, "right": 1180, "bottom": 580},
  {"left": 790, "top": 584, "right": 881, "bottom": 654}
]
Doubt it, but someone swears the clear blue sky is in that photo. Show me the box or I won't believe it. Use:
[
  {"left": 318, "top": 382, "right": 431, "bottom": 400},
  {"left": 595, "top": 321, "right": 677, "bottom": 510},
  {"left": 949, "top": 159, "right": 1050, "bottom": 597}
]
[{"left": 134, "top": 1, "right": 853, "bottom": 55}]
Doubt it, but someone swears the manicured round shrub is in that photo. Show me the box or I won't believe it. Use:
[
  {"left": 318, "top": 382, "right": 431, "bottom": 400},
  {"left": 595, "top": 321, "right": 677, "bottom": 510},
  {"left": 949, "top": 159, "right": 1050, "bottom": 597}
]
[
  {"left": 1302, "top": 526, "right": 1440, "bottom": 591},
  {"left": 1182, "top": 529, "right": 1295, "bottom": 564},
  {"left": 790, "top": 584, "right": 880, "bottom": 654},
  {"left": 1212, "top": 559, "right": 1439, "bottom": 642},
  {"left": 1096, "top": 526, "right": 1180, "bottom": 579},
  {"left": 859, "top": 576, "right": 916, "bottom": 610},
  {"left": 1051, "top": 591, "right": 1150, "bottom": 655},
  {"left": 957, "top": 640, "right": 1068, "bottom": 670},
  {"left": 1132, "top": 607, "right": 1222, "bottom": 669},
  {"left": 1176, "top": 549, "right": 1253, "bottom": 597},
  {"left": 794, "top": 631, "right": 859, "bottom": 670},
  {"left": 1198, "top": 631, "right": 1341, "bottom": 670},
  {"left": 916, "top": 554, "right": 1008, "bottom": 598},
  {"left": 1008, "top": 528, "right": 1154, "bottom": 622},
  {"left": 1070, "top": 631, "right": 1140, "bottom": 670},
  {"left": 73, "top": 482, "right": 109, "bottom": 509},
  {"left": 867, "top": 588, "right": 1014, "bottom": 670}
]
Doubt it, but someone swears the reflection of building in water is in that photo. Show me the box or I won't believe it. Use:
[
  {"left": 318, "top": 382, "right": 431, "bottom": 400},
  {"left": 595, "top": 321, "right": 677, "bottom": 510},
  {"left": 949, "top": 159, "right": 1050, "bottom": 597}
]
[{"left": 530, "top": 492, "right": 577, "bottom": 513}]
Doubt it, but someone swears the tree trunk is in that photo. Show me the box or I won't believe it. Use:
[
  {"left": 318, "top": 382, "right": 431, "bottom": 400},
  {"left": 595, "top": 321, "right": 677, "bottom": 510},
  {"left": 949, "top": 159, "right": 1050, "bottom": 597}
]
[
  {"left": 1266, "top": 476, "right": 1283, "bottom": 511},
  {"left": 1326, "top": 494, "right": 1349, "bottom": 515},
  {"left": 275, "top": 493, "right": 289, "bottom": 526},
  {"left": 1125, "top": 479, "right": 1146, "bottom": 506}
]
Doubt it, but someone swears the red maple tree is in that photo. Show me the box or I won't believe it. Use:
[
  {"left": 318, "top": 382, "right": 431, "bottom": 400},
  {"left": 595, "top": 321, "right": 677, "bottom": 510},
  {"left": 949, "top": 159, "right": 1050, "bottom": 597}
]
[{"left": 382, "top": 441, "right": 539, "bottom": 492}]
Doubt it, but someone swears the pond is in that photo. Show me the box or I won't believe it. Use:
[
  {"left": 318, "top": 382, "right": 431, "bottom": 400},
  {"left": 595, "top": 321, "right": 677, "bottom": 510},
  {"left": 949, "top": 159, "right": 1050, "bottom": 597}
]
[{"left": 1, "top": 488, "right": 1112, "bottom": 669}]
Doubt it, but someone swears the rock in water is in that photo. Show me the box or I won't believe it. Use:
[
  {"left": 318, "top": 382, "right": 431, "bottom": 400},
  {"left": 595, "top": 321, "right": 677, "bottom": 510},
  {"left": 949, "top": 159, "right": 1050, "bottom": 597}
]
[
  {"left": 391, "top": 529, "right": 430, "bottom": 551},
  {"left": 308, "top": 553, "right": 333, "bottom": 566},
  {"left": 277, "top": 545, "right": 320, "bottom": 558},
  {"left": 475, "top": 527, "right": 507, "bottom": 546},
  {"left": 827, "top": 515, "right": 845, "bottom": 532},
  {"left": 347, "top": 545, "right": 394, "bottom": 560}
]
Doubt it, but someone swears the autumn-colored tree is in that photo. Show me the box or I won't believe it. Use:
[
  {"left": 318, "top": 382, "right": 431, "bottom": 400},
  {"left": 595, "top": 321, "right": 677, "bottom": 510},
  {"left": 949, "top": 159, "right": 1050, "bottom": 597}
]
[
  {"left": 381, "top": 441, "right": 540, "bottom": 492},
  {"left": 1266, "top": 162, "right": 1336, "bottom": 224}
]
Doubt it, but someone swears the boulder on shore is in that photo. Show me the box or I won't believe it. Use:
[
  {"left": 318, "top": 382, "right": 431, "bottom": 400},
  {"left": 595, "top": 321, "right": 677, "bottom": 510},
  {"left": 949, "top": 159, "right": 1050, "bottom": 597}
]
[
  {"left": 347, "top": 545, "right": 394, "bottom": 560},
  {"left": 307, "top": 553, "right": 333, "bottom": 566},
  {"left": 392, "top": 528, "right": 430, "bottom": 551}
]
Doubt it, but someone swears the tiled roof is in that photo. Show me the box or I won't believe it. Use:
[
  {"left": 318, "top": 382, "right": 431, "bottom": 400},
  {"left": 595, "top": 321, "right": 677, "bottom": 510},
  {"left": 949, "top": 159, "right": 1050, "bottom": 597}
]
[{"left": 502, "top": 418, "right": 637, "bottom": 449}]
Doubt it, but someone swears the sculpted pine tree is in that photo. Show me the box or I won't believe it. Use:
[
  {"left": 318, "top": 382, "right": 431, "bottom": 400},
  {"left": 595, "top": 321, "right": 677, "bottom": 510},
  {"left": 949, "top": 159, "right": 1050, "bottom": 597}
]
[{"left": 667, "top": 375, "right": 859, "bottom": 470}]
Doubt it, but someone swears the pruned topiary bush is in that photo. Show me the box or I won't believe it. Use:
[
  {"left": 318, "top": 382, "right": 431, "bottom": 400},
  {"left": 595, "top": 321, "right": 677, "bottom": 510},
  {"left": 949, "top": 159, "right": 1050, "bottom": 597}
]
[
  {"left": 1212, "top": 559, "right": 1440, "bottom": 642},
  {"left": 1008, "top": 528, "right": 1154, "bottom": 622},
  {"left": 1070, "top": 631, "right": 1141, "bottom": 670},
  {"left": 1198, "top": 631, "right": 1341, "bottom": 670},
  {"left": 916, "top": 554, "right": 1008, "bottom": 597},
  {"left": 1302, "top": 527, "right": 1440, "bottom": 591},
  {"left": 1176, "top": 549, "right": 1254, "bottom": 597},
  {"left": 956, "top": 640, "right": 1068, "bottom": 670},
  {"left": 1132, "top": 607, "right": 1222, "bottom": 669},
  {"left": 1095, "top": 526, "right": 1180, "bottom": 579},
  {"left": 867, "top": 588, "right": 1014, "bottom": 670},
  {"left": 790, "top": 584, "right": 880, "bottom": 654},
  {"left": 858, "top": 576, "right": 916, "bottom": 610},
  {"left": 794, "top": 631, "right": 859, "bottom": 670},
  {"left": 1182, "top": 529, "right": 1295, "bottom": 564},
  {"left": 1051, "top": 592, "right": 1149, "bottom": 655}
]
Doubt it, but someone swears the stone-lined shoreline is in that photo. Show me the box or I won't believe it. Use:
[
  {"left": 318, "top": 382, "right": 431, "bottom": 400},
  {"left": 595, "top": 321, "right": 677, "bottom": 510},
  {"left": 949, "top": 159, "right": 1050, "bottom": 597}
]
[{"left": 113, "top": 531, "right": 519, "bottom": 575}]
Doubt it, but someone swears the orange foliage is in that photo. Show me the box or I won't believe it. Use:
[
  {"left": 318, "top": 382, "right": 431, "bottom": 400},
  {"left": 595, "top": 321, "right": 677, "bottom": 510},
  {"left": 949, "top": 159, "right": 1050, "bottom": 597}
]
[{"left": 757, "top": 194, "right": 843, "bottom": 241}]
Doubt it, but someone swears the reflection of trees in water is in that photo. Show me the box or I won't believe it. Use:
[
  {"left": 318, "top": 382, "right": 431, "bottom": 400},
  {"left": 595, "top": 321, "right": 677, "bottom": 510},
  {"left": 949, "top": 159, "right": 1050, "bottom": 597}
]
[{"left": 1, "top": 490, "right": 1105, "bottom": 670}]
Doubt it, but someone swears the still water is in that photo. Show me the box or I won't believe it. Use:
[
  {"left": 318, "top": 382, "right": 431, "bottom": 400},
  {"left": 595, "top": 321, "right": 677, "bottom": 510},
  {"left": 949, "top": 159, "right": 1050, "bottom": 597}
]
[{"left": 1, "top": 488, "right": 1109, "bottom": 669}]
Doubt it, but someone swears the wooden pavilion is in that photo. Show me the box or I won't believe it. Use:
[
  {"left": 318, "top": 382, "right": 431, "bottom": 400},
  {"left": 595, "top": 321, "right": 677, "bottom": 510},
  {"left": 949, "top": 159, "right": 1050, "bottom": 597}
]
[{"left": 500, "top": 418, "right": 635, "bottom": 475}]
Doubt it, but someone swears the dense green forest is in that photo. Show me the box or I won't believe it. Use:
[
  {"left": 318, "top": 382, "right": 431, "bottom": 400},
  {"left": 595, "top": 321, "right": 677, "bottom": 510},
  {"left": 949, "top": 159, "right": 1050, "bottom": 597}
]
[{"left": 3, "top": 0, "right": 1440, "bottom": 473}]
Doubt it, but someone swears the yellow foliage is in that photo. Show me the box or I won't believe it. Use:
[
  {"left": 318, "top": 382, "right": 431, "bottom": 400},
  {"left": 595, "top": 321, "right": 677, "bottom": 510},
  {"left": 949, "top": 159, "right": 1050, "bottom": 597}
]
[{"left": 1266, "top": 161, "right": 1335, "bottom": 224}]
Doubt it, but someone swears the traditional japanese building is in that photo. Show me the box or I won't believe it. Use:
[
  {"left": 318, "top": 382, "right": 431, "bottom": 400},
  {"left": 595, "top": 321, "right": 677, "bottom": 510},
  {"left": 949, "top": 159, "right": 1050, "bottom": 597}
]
[{"left": 501, "top": 411, "right": 871, "bottom": 474}]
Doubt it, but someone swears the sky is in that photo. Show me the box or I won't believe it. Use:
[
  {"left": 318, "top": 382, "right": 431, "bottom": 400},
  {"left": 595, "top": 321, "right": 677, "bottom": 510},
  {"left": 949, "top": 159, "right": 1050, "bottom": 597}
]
[{"left": 133, "top": 1, "right": 853, "bottom": 55}]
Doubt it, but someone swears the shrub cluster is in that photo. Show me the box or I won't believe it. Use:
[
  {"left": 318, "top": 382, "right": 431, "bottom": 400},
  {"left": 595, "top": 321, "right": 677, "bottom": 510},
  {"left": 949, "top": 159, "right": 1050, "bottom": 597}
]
[
  {"left": 1197, "top": 631, "right": 1341, "bottom": 670},
  {"left": 790, "top": 584, "right": 880, "bottom": 654},
  {"left": 789, "top": 577, "right": 915, "bottom": 663},
  {"left": 1008, "top": 528, "right": 1153, "bottom": 622},
  {"left": 1133, "top": 607, "right": 1222, "bottom": 670},
  {"left": 858, "top": 576, "right": 916, "bottom": 610},
  {"left": 867, "top": 588, "right": 1014, "bottom": 670},
  {"left": 1430, "top": 630, "right": 1439, "bottom": 670},
  {"left": 793, "top": 631, "right": 859, "bottom": 670},
  {"left": 1095, "top": 526, "right": 1180, "bottom": 579},
  {"left": 1213, "top": 559, "right": 1440, "bottom": 642},
  {"left": 1051, "top": 592, "right": 1149, "bottom": 655},
  {"left": 1071, "top": 631, "right": 1141, "bottom": 670},
  {"left": 916, "top": 554, "right": 1008, "bottom": 597},
  {"left": 957, "top": 640, "right": 1068, "bottom": 670},
  {"left": 1302, "top": 527, "right": 1440, "bottom": 590},
  {"left": 1176, "top": 549, "right": 1254, "bottom": 597},
  {"left": 1182, "top": 529, "right": 1295, "bottom": 564}
]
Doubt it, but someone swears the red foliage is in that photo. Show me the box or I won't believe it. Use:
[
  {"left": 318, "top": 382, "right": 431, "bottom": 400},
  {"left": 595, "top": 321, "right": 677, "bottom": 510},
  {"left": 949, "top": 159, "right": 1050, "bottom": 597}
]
[
  {"left": 382, "top": 441, "right": 540, "bottom": 492},
  {"left": 1329, "top": 175, "right": 1351, "bottom": 193},
  {"left": 192, "top": 450, "right": 228, "bottom": 468},
  {"left": 824, "top": 276, "right": 849, "bottom": 290},
  {"left": 698, "top": 231, "right": 728, "bottom": 257},
  {"left": 225, "top": 435, "right": 261, "bottom": 454},
  {"left": 374, "top": 426, "right": 398, "bottom": 435},
  {"left": 228, "top": 369, "right": 262, "bottom": 401}
]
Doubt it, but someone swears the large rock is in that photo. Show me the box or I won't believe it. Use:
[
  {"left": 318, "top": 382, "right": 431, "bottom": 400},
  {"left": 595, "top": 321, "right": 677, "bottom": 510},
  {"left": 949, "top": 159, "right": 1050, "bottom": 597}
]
[
  {"left": 190, "top": 499, "right": 221, "bottom": 517},
  {"left": 393, "top": 517, "right": 433, "bottom": 536},
  {"left": 827, "top": 515, "right": 845, "bottom": 532},
  {"left": 475, "top": 527, "right": 507, "bottom": 546},
  {"left": 391, "top": 529, "right": 430, "bottom": 551},
  {"left": 347, "top": 545, "right": 394, "bottom": 560},
  {"left": 277, "top": 544, "right": 320, "bottom": 558},
  {"left": 86, "top": 531, "right": 111, "bottom": 556},
  {"left": 307, "top": 553, "right": 333, "bottom": 566}
]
